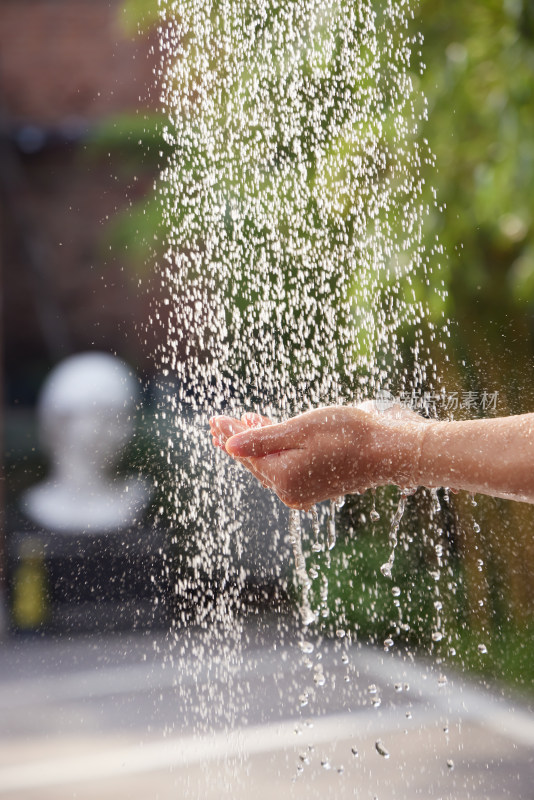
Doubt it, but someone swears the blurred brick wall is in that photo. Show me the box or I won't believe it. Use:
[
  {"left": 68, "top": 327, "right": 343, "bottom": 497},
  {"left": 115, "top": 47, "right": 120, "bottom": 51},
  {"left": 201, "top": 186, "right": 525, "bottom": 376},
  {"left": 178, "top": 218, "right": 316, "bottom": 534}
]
[
  {"left": 0, "top": 0, "right": 155, "bottom": 123},
  {"left": 0, "top": 0, "right": 160, "bottom": 400}
]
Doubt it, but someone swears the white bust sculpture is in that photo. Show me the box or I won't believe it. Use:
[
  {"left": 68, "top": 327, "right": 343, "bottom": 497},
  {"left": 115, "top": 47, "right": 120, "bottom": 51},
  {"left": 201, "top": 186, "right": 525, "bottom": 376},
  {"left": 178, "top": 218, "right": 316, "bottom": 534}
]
[{"left": 21, "top": 352, "right": 151, "bottom": 534}]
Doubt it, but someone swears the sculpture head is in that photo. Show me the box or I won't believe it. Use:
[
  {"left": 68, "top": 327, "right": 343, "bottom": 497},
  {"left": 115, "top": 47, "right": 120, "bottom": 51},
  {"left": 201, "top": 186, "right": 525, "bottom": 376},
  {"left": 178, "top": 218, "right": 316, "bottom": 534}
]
[{"left": 37, "top": 352, "right": 139, "bottom": 479}]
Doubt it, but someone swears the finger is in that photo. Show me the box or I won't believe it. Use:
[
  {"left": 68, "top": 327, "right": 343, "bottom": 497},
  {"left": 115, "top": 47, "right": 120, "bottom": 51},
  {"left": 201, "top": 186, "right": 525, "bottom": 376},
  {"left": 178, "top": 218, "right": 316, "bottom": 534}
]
[
  {"left": 209, "top": 415, "right": 281, "bottom": 496},
  {"left": 209, "top": 415, "right": 247, "bottom": 446},
  {"left": 241, "top": 412, "right": 273, "bottom": 429},
  {"left": 225, "top": 419, "right": 303, "bottom": 458}
]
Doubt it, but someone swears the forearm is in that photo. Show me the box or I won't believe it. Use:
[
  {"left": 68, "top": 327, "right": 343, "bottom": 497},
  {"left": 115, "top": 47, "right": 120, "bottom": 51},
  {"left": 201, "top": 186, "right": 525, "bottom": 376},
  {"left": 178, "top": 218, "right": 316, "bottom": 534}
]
[{"left": 410, "top": 414, "right": 534, "bottom": 503}]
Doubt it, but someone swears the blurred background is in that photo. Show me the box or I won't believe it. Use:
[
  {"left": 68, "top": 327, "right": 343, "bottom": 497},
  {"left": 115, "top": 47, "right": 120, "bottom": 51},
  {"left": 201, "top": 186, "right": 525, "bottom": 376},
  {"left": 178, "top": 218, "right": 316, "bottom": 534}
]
[
  {"left": 1, "top": 0, "right": 534, "bottom": 694},
  {"left": 0, "top": 0, "right": 170, "bottom": 638}
]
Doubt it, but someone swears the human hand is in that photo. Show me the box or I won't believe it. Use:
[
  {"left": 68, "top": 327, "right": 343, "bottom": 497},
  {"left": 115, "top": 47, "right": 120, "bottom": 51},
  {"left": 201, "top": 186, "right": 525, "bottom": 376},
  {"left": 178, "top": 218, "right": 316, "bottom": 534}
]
[{"left": 210, "top": 405, "right": 427, "bottom": 510}]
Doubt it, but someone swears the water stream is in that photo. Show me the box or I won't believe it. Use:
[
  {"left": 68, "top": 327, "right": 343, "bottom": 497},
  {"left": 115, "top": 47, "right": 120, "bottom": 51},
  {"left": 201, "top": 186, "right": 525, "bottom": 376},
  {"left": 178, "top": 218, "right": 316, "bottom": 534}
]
[{"left": 152, "top": 0, "right": 455, "bottom": 787}]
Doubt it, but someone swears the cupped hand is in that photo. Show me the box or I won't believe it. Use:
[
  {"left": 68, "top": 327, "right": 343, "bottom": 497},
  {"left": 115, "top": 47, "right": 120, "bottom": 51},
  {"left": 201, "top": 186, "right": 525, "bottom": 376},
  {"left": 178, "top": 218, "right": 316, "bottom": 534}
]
[
  {"left": 209, "top": 405, "right": 426, "bottom": 510},
  {"left": 210, "top": 412, "right": 276, "bottom": 491}
]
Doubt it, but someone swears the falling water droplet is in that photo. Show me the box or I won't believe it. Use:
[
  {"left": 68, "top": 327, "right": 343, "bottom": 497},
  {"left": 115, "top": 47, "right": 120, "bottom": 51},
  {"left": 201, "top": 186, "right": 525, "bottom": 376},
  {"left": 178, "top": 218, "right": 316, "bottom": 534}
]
[
  {"left": 478, "top": 643, "right": 487, "bottom": 654},
  {"left": 289, "top": 509, "right": 315, "bottom": 626},
  {"left": 430, "top": 488, "right": 441, "bottom": 514},
  {"left": 328, "top": 500, "right": 337, "bottom": 550},
  {"left": 314, "top": 671, "right": 326, "bottom": 687},
  {"left": 370, "top": 490, "right": 380, "bottom": 522},
  {"left": 310, "top": 506, "right": 322, "bottom": 552},
  {"left": 380, "top": 562, "right": 393, "bottom": 579},
  {"left": 375, "top": 740, "right": 390, "bottom": 759},
  {"left": 380, "top": 491, "right": 407, "bottom": 578}
]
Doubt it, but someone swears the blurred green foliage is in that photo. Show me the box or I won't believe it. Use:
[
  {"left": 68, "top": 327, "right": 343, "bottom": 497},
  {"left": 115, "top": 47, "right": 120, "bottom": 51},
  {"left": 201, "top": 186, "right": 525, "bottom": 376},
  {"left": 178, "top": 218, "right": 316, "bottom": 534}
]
[
  {"left": 86, "top": 112, "right": 171, "bottom": 274},
  {"left": 121, "top": 0, "right": 162, "bottom": 34},
  {"left": 304, "top": 490, "right": 456, "bottom": 646},
  {"left": 301, "top": 496, "right": 534, "bottom": 696},
  {"left": 448, "top": 621, "right": 534, "bottom": 696},
  {"left": 416, "top": 0, "right": 534, "bottom": 332}
]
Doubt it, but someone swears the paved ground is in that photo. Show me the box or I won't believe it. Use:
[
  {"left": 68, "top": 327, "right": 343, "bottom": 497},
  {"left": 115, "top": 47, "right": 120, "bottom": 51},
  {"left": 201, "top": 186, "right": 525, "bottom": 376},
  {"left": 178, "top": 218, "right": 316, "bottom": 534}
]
[{"left": 0, "top": 613, "right": 533, "bottom": 799}]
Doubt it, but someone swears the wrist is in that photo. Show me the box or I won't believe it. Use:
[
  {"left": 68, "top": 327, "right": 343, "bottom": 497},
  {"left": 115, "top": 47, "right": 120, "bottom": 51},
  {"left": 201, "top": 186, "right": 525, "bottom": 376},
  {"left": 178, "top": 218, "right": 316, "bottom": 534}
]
[{"left": 376, "top": 417, "right": 436, "bottom": 488}]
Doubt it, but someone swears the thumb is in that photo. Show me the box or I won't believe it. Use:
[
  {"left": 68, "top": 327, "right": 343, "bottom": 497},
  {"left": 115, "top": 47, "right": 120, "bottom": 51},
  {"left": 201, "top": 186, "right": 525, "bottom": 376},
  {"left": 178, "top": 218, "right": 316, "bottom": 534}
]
[{"left": 225, "top": 419, "right": 301, "bottom": 458}]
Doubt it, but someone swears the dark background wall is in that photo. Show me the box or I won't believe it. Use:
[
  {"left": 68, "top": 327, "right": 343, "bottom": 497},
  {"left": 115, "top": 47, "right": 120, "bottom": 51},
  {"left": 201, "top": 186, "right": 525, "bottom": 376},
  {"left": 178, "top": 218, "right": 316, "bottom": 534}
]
[
  {"left": 0, "top": 0, "right": 164, "bottom": 595},
  {"left": 0, "top": 0, "right": 159, "bottom": 404}
]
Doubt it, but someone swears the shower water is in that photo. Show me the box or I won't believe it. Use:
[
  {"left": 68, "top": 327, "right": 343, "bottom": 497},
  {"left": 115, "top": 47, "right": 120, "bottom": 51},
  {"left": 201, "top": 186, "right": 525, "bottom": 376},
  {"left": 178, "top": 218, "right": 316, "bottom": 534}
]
[{"left": 151, "top": 0, "right": 453, "bottom": 769}]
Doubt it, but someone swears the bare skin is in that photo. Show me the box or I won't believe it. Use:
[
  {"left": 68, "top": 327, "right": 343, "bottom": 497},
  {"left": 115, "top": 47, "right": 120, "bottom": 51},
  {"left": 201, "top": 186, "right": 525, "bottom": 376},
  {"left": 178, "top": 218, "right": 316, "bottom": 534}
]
[{"left": 209, "top": 405, "right": 534, "bottom": 510}]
